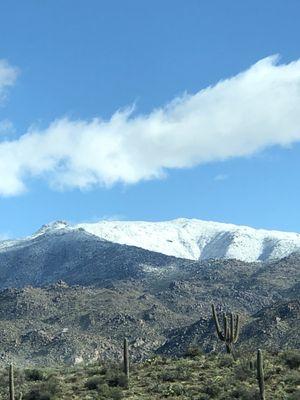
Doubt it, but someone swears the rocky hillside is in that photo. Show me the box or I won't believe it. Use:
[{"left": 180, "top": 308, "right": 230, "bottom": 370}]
[
  {"left": 0, "top": 252, "right": 298, "bottom": 365},
  {"left": 0, "top": 227, "right": 184, "bottom": 289},
  {"left": 0, "top": 221, "right": 298, "bottom": 365}
]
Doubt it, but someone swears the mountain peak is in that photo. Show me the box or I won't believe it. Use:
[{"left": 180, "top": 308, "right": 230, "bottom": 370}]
[{"left": 35, "top": 220, "right": 70, "bottom": 236}]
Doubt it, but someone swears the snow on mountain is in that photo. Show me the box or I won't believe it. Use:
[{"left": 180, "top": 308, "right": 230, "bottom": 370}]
[
  {"left": 1, "top": 218, "right": 300, "bottom": 263},
  {"left": 77, "top": 218, "right": 300, "bottom": 262}
]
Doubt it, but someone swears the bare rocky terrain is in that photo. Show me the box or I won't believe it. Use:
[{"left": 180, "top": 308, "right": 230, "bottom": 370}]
[{"left": 0, "top": 227, "right": 298, "bottom": 365}]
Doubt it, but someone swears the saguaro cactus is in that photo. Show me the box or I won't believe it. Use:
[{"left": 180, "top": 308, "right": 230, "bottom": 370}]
[
  {"left": 257, "top": 349, "right": 265, "bottom": 400},
  {"left": 211, "top": 304, "right": 240, "bottom": 358},
  {"left": 123, "top": 338, "right": 129, "bottom": 380},
  {"left": 9, "top": 363, "right": 15, "bottom": 400}
]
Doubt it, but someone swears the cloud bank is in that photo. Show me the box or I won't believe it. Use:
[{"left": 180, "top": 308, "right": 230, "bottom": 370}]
[{"left": 1, "top": 55, "right": 300, "bottom": 196}]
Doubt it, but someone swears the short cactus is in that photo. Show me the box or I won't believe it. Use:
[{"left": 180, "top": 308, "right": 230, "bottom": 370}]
[
  {"left": 123, "top": 338, "right": 129, "bottom": 381},
  {"left": 211, "top": 304, "right": 240, "bottom": 359},
  {"left": 257, "top": 349, "right": 265, "bottom": 400},
  {"left": 9, "top": 363, "right": 15, "bottom": 400}
]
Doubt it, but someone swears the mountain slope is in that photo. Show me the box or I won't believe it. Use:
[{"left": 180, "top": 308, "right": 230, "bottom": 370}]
[
  {"left": 78, "top": 218, "right": 300, "bottom": 262},
  {"left": 0, "top": 225, "right": 184, "bottom": 289},
  {"left": 2, "top": 218, "right": 300, "bottom": 263}
]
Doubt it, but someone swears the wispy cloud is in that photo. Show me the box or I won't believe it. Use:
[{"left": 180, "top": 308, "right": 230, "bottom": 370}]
[
  {"left": 1, "top": 55, "right": 300, "bottom": 196},
  {"left": 75, "top": 214, "right": 126, "bottom": 224},
  {"left": 0, "top": 119, "right": 14, "bottom": 136},
  {"left": 0, "top": 59, "right": 18, "bottom": 102},
  {"left": 214, "top": 174, "right": 229, "bottom": 182}
]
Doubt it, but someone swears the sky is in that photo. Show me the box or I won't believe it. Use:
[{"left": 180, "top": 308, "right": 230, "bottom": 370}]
[{"left": 1, "top": 0, "right": 300, "bottom": 238}]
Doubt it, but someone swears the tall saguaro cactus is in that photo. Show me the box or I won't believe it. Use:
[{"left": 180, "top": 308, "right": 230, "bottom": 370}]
[
  {"left": 123, "top": 338, "right": 129, "bottom": 381},
  {"left": 257, "top": 349, "right": 265, "bottom": 400},
  {"left": 211, "top": 304, "right": 240, "bottom": 358},
  {"left": 9, "top": 363, "right": 15, "bottom": 400}
]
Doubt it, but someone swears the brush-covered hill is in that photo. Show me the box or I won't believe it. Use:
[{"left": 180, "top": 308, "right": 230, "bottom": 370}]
[
  {"left": 0, "top": 350, "right": 299, "bottom": 399},
  {"left": 0, "top": 254, "right": 298, "bottom": 365}
]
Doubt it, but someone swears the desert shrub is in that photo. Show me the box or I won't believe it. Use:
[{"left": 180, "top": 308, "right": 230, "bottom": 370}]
[
  {"left": 184, "top": 345, "right": 203, "bottom": 358},
  {"left": 170, "top": 383, "right": 186, "bottom": 396},
  {"left": 155, "top": 383, "right": 186, "bottom": 397},
  {"left": 283, "top": 370, "right": 300, "bottom": 385},
  {"left": 219, "top": 354, "right": 234, "bottom": 367},
  {"left": 287, "top": 389, "right": 300, "bottom": 400},
  {"left": 97, "top": 383, "right": 110, "bottom": 396},
  {"left": 159, "top": 370, "right": 178, "bottom": 382},
  {"left": 95, "top": 383, "right": 123, "bottom": 399},
  {"left": 202, "top": 380, "right": 222, "bottom": 397},
  {"left": 234, "top": 363, "right": 251, "bottom": 381},
  {"left": 41, "top": 376, "right": 60, "bottom": 396},
  {"left": 174, "top": 365, "right": 191, "bottom": 380},
  {"left": 196, "top": 395, "right": 210, "bottom": 400},
  {"left": 108, "top": 387, "right": 123, "bottom": 400},
  {"left": 282, "top": 350, "right": 300, "bottom": 369},
  {"left": 23, "top": 389, "right": 52, "bottom": 400},
  {"left": 231, "top": 386, "right": 260, "bottom": 400},
  {"left": 25, "top": 369, "right": 45, "bottom": 381},
  {"left": 159, "top": 366, "right": 190, "bottom": 382},
  {"left": 85, "top": 375, "right": 105, "bottom": 390},
  {"left": 107, "top": 371, "right": 128, "bottom": 388}
]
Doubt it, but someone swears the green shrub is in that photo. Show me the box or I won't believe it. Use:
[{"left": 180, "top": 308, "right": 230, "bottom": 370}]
[
  {"left": 108, "top": 387, "right": 123, "bottom": 400},
  {"left": 231, "top": 386, "right": 260, "bottom": 400},
  {"left": 107, "top": 372, "right": 128, "bottom": 388},
  {"left": 25, "top": 369, "right": 45, "bottom": 381},
  {"left": 202, "top": 381, "right": 222, "bottom": 397},
  {"left": 41, "top": 376, "right": 60, "bottom": 396},
  {"left": 97, "top": 383, "right": 110, "bottom": 396},
  {"left": 282, "top": 350, "right": 300, "bottom": 369},
  {"left": 159, "top": 366, "right": 190, "bottom": 382},
  {"left": 170, "top": 383, "right": 185, "bottom": 396},
  {"left": 287, "top": 389, "right": 300, "bottom": 400},
  {"left": 85, "top": 375, "right": 105, "bottom": 390},
  {"left": 184, "top": 345, "right": 203, "bottom": 358},
  {"left": 219, "top": 354, "right": 234, "bottom": 367},
  {"left": 234, "top": 363, "right": 251, "bottom": 382},
  {"left": 95, "top": 383, "right": 123, "bottom": 399},
  {"left": 283, "top": 370, "right": 300, "bottom": 385},
  {"left": 23, "top": 389, "right": 52, "bottom": 400}
]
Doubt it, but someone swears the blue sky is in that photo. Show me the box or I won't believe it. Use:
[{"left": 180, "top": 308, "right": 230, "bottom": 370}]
[{"left": 1, "top": 0, "right": 300, "bottom": 237}]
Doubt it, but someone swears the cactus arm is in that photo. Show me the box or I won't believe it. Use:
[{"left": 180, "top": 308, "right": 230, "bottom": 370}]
[
  {"left": 233, "top": 314, "right": 240, "bottom": 343},
  {"left": 211, "top": 304, "right": 225, "bottom": 341},
  {"left": 224, "top": 314, "right": 230, "bottom": 342},
  {"left": 229, "top": 313, "right": 234, "bottom": 343}
]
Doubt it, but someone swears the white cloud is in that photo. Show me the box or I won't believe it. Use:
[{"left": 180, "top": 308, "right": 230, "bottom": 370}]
[
  {"left": 1, "top": 55, "right": 300, "bottom": 196},
  {"left": 0, "top": 59, "right": 18, "bottom": 102}
]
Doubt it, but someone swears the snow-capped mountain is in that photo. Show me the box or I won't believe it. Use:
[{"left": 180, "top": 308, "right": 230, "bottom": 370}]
[
  {"left": 1, "top": 218, "right": 300, "bottom": 263},
  {"left": 77, "top": 218, "right": 300, "bottom": 262}
]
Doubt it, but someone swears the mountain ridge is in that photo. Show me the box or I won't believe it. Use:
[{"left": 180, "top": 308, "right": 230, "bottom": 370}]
[{"left": 3, "top": 218, "right": 300, "bottom": 263}]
